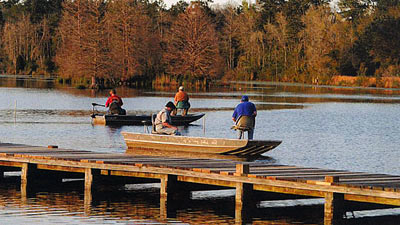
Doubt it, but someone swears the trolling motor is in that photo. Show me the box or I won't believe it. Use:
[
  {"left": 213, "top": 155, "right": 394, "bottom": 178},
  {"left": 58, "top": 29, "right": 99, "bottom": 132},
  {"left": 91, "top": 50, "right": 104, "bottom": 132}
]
[{"left": 91, "top": 103, "right": 105, "bottom": 118}]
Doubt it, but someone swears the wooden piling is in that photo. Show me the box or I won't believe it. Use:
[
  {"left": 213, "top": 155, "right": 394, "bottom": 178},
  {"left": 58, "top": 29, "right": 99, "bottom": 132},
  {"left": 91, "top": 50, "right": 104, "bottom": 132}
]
[
  {"left": 84, "top": 169, "right": 93, "bottom": 215},
  {"left": 160, "top": 174, "right": 171, "bottom": 198},
  {"left": 160, "top": 195, "right": 168, "bottom": 221},
  {"left": 85, "top": 168, "right": 93, "bottom": 192},
  {"left": 84, "top": 168, "right": 100, "bottom": 210},
  {"left": 160, "top": 174, "right": 187, "bottom": 218},
  {"left": 235, "top": 164, "right": 250, "bottom": 206},
  {"left": 20, "top": 163, "right": 36, "bottom": 197},
  {"left": 324, "top": 176, "right": 344, "bottom": 225},
  {"left": 235, "top": 164, "right": 254, "bottom": 224}
]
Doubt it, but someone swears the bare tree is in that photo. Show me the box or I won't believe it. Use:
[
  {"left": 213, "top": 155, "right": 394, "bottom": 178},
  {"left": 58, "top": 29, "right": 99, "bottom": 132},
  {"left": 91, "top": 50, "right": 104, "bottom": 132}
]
[
  {"left": 220, "top": 4, "right": 240, "bottom": 70},
  {"left": 235, "top": 1, "right": 265, "bottom": 80},
  {"left": 104, "top": 0, "right": 161, "bottom": 82},
  {"left": 164, "top": 2, "right": 222, "bottom": 80},
  {"left": 265, "top": 12, "right": 289, "bottom": 80},
  {"left": 301, "top": 6, "right": 348, "bottom": 82},
  {"left": 55, "top": 0, "right": 108, "bottom": 86},
  {"left": 2, "top": 14, "right": 51, "bottom": 74}
]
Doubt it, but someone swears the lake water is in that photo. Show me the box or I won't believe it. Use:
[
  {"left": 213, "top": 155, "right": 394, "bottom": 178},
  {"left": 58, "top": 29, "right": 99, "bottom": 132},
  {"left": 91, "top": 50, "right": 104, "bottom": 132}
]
[{"left": 1, "top": 79, "right": 400, "bottom": 224}]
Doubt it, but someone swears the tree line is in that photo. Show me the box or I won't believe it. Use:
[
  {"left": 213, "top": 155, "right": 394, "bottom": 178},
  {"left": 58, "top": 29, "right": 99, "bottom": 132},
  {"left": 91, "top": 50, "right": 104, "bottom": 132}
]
[{"left": 0, "top": 0, "right": 400, "bottom": 88}]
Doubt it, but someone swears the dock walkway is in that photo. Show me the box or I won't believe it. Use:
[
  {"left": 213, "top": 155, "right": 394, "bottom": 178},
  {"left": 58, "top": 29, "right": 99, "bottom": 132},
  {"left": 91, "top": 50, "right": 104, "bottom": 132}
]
[{"left": 0, "top": 143, "right": 399, "bottom": 224}]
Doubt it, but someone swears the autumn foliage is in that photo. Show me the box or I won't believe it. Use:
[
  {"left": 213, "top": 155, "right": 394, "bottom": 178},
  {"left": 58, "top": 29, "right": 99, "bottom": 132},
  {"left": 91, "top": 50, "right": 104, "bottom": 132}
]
[
  {"left": 1, "top": 0, "right": 400, "bottom": 88},
  {"left": 163, "top": 3, "right": 222, "bottom": 81}
]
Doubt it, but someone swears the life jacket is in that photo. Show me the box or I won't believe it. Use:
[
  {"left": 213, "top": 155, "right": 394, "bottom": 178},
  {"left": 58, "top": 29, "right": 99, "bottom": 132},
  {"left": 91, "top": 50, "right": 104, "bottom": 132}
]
[{"left": 109, "top": 96, "right": 121, "bottom": 106}]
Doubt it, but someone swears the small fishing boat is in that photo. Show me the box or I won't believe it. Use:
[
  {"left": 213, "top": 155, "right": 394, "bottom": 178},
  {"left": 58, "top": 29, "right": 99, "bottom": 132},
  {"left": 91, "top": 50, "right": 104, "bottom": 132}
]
[
  {"left": 122, "top": 132, "right": 281, "bottom": 158},
  {"left": 92, "top": 113, "right": 205, "bottom": 126}
]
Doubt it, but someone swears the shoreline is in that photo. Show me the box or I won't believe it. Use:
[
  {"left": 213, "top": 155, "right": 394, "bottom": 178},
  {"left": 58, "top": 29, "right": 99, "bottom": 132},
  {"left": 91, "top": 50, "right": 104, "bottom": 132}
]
[{"left": 2, "top": 74, "right": 400, "bottom": 91}]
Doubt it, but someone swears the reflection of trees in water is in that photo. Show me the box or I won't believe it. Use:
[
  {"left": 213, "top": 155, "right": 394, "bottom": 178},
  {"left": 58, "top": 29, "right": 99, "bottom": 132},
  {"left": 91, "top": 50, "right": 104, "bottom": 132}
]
[
  {"left": 2, "top": 77, "right": 400, "bottom": 106},
  {"left": 0, "top": 77, "right": 54, "bottom": 89}
]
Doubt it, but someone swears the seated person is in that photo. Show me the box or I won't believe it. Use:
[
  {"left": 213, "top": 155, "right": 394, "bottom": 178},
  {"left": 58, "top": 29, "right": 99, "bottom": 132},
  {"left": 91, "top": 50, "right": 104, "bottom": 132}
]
[
  {"left": 105, "top": 89, "right": 126, "bottom": 115},
  {"left": 154, "top": 101, "right": 179, "bottom": 135},
  {"left": 174, "top": 86, "right": 190, "bottom": 116}
]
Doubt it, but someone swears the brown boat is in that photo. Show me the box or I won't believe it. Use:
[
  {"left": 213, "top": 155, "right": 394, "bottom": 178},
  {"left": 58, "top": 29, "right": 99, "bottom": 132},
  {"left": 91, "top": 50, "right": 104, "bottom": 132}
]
[{"left": 121, "top": 132, "right": 281, "bottom": 158}]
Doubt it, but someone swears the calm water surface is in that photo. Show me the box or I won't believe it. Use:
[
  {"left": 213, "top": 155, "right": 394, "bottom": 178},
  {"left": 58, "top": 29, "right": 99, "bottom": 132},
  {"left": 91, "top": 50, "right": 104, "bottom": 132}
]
[{"left": 1, "top": 79, "right": 400, "bottom": 224}]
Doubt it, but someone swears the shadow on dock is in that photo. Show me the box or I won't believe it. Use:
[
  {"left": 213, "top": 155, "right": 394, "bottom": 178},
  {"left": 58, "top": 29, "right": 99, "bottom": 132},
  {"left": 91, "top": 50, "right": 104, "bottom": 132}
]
[{"left": 126, "top": 148, "right": 276, "bottom": 162}]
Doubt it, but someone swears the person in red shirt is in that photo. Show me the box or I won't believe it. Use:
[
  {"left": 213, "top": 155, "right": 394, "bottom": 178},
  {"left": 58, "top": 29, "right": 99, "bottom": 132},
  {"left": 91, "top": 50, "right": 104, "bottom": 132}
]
[
  {"left": 105, "top": 89, "right": 126, "bottom": 115},
  {"left": 174, "top": 86, "right": 190, "bottom": 116}
]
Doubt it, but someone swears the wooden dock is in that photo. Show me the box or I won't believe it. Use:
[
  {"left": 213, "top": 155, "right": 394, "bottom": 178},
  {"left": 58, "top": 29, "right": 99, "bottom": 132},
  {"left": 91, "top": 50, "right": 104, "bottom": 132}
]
[{"left": 0, "top": 142, "right": 399, "bottom": 224}]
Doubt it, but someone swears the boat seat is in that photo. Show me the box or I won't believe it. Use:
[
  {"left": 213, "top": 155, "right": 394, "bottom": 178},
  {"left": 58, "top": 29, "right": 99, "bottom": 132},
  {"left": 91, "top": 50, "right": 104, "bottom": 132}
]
[
  {"left": 231, "top": 115, "right": 254, "bottom": 131},
  {"left": 231, "top": 125, "right": 251, "bottom": 131},
  {"left": 150, "top": 114, "right": 156, "bottom": 134}
]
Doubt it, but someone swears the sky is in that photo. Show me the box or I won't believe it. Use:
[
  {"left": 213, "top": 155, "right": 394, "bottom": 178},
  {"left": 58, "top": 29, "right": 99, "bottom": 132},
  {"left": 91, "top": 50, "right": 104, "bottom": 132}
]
[
  {"left": 163, "top": 0, "right": 339, "bottom": 9},
  {"left": 163, "top": 0, "right": 250, "bottom": 8}
]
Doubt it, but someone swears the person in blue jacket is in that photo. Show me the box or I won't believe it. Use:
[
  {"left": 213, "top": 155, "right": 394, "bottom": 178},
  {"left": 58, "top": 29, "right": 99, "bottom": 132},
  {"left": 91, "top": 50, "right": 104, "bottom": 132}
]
[{"left": 232, "top": 95, "right": 257, "bottom": 139}]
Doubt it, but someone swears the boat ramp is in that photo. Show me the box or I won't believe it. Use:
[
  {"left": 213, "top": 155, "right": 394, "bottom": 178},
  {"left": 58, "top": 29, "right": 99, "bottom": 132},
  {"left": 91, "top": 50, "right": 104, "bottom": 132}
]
[{"left": 0, "top": 142, "right": 399, "bottom": 224}]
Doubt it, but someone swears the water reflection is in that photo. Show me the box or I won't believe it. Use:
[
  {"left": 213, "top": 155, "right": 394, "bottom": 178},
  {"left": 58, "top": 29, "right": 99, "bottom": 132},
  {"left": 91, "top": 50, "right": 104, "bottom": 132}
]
[
  {"left": 1, "top": 176, "right": 399, "bottom": 225},
  {"left": 0, "top": 177, "right": 325, "bottom": 224},
  {"left": 0, "top": 76, "right": 55, "bottom": 89}
]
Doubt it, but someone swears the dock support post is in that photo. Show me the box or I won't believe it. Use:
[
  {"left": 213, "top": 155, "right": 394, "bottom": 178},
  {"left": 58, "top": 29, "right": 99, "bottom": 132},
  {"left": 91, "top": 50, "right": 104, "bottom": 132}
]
[
  {"left": 160, "top": 174, "right": 190, "bottom": 219},
  {"left": 84, "top": 168, "right": 100, "bottom": 214},
  {"left": 235, "top": 164, "right": 254, "bottom": 224},
  {"left": 160, "top": 175, "right": 177, "bottom": 219},
  {"left": 84, "top": 168, "right": 94, "bottom": 215},
  {"left": 20, "top": 163, "right": 36, "bottom": 198},
  {"left": 324, "top": 176, "right": 344, "bottom": 225},
  {"left": 160, "top": 174, "right": 170, "bottom": 199},
  {"left": 85, "top": 168, "right": 94, "bottom": 193}
]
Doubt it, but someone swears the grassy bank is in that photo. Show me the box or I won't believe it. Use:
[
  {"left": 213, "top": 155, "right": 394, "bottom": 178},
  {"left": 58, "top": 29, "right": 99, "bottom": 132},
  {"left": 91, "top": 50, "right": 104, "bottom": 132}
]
[{"left": 330, "top": 76, "right": 400, "bottom": 89}]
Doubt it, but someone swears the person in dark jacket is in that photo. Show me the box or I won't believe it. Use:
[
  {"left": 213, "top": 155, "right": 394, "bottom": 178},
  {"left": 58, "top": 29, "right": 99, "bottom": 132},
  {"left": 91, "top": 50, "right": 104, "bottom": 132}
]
[{"left": 232, "top": 95, "right": 257, "bottom": 139}]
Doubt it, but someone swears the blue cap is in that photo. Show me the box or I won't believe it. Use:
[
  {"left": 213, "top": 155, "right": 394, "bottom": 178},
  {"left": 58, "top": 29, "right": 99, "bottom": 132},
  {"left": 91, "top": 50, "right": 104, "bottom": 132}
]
[{"left": 241, "top": 95, "right": 249, "bottom": 101}]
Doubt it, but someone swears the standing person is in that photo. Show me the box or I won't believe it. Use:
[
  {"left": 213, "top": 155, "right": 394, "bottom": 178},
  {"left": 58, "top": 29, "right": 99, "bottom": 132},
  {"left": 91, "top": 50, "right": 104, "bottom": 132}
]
[
  {"left": 174, "top": 86, "right": 190, "bottom": 116},
  {"left": 105, "top": 89, "right": 126, "bottom": 115},
  {"left": 154, "top": 101, "right": 179, "bottom": 135},
  {"left": 232, "top": 95, "right": 257, "bottom": 139}
]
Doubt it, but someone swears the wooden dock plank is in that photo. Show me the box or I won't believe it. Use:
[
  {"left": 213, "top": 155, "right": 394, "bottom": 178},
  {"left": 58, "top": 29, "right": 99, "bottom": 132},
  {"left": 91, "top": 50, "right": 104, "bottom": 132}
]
[
  {"left": 0, "top": 146, "right": 88, "bottom": 152},
  {"left": 250, "top": 167, "right": 346, "bottom": 172},
  {"left": 341, "top": 179, "right": 400, "bottom": 184},
  {"left": 340, "top": 176, "right": 400, "bottom": 182},
  {"left": 1, "top": 154, "right": 400, "bottom": 202},
  {"left": 0, "top": 143, "right": 29, "bottom": 147},
  {"left": 2, "top": 150, "right": 398, "bottom": 184},
  {"left": 1, "top": 142, "right": 400, "bottom": 209},
  {"left": 253, "top": 171, "right": 365, "bottom": 178}
]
